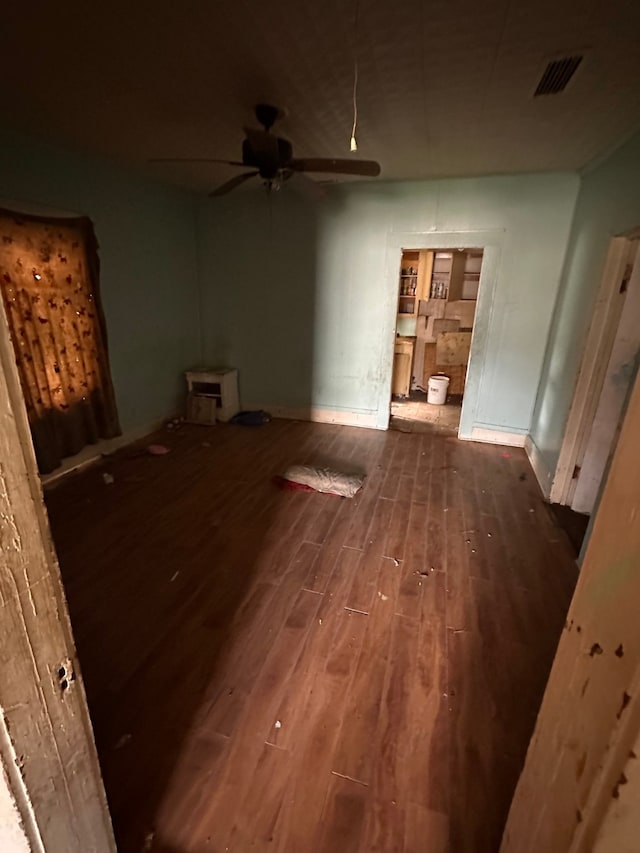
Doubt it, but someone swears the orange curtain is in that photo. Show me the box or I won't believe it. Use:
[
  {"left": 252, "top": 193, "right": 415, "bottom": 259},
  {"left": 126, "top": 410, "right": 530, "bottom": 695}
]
[{"left": 0, "top": 208, "right": 120, "bottom": 473}]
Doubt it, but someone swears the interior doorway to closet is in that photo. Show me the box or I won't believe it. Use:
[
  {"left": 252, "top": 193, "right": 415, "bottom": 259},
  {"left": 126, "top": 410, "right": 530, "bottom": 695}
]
[
  {"left": 390, "top": 248, "right": 483, "bottom": 434},
  {"left": 550, "top": 232, "right": 640, "bottom": 524}
]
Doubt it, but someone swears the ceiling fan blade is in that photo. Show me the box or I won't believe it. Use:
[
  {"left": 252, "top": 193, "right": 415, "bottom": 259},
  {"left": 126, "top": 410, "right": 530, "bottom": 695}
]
[
  {"left": 209, "top": 171, "right": 259, "bottom": 197},
  {"left": 149, "top": 158, "right": 246, "bottom": 166},
  {"left": 290, "top": 158, "right": 381, "bottom": 177}
]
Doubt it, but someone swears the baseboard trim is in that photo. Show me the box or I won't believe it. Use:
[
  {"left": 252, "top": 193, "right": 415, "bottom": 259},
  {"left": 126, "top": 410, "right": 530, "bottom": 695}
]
[
  {"left": 42, "top": 417, "right": 168, "bottom": 486},
  {"left": 465, "top": 427, "right": 526, "bottom": 447},
  {"left": 249, "top": 404, "right": 382, "bottom": 430},
  {"left": 524, "top": 434, "right": 553, "bottom": 499}
]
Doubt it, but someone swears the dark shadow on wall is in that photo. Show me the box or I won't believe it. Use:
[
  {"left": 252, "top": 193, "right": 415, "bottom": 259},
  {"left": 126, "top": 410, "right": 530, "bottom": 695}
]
[
  {"left": 197, "top": 182, "right": 335, "bottom": 417},
  {"left": 43, "top": 183, "right": 333, "bottom": 852}
]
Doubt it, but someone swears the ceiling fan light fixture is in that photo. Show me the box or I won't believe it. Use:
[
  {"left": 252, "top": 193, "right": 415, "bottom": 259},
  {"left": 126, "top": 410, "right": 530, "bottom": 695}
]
[{"left": 157, "top": 104, "right": 381, "bottom": 196}]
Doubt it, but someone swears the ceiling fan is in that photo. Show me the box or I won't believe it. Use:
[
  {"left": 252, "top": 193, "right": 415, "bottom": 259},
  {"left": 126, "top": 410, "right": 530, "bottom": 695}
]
[{"left": 152, "top": 104, "right": 381, "bottom": 197}]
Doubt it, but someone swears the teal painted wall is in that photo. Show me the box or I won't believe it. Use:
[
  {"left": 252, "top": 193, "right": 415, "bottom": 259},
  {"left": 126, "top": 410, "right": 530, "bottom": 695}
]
[
  {"left": 0, "top": 130, "right": 200, "bottom": 433},
  {"left": 530, "top": 131, "right": 640, "bottom": 478},
  {"left": 199, "top": 173, "right": 578, "bottom": 432},
  {"left": 0, "top": 125, "right": 592, "bottom": 445}
]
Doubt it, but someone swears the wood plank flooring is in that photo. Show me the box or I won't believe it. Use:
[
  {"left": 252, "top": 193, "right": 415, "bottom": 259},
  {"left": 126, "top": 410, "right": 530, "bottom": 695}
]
[
  {"left": 390, "top": 392, "right": 462, "bottom": 435},
  {"left": 44, "top": 419, "right": 578, "bottom": 853}
]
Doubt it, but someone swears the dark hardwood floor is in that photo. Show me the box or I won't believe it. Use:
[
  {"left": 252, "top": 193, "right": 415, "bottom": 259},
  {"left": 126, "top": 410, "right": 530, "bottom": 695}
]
[{"left": 45, "top": 419, "right": 578, "bottom": 853}]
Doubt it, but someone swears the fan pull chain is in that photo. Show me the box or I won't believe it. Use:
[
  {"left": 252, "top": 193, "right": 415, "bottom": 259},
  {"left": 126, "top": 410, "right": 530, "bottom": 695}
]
[
  {"left": 350, "top": 60, "right": 358, "bottom": 152},
  {"left": 350, "top": 0, "right": 360, "bottom": 152}
]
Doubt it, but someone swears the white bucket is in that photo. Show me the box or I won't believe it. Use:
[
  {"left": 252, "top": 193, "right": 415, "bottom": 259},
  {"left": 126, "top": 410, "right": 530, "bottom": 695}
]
[{"left": 427, "top": 375, "right": 450, "bottom": 405}]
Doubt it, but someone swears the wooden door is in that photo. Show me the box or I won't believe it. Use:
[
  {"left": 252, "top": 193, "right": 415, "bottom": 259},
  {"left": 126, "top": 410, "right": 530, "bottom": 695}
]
[
  {"left": 571, "top": 257, "right": 640, "bottom": 513},
  {"left": 501, "top": 368, "right": 640, "bottom": 852},
  {"left": 550, "top": 238, "right": 637, "bottom": 505},
  {"left": 0, "top": 288, "right": 116, "bottom": 848},
  {"left": 392, "top": 338, "right": 414, "bottom": 396}
]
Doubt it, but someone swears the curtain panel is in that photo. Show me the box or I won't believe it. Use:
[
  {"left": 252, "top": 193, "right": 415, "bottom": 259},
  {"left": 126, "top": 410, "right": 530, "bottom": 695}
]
[{"left": 0, "top": 208, "right": 121, "bottom": 473}]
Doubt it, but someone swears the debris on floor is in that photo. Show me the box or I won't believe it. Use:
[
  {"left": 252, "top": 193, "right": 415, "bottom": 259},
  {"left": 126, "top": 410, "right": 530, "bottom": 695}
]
[
  {"left": 390, "top": 392, "right": 462, "bottom": 434},
  {"left": 165, "top": 416, "right": 184, "bottom": 431},
  {"left": 114, "top": 733, "right": 132, "bottom": 750},
  {"left": 170, "top": 571, "right": 180, "bottom": 583},
  {"left": 377, "top": 591, "right": 389, "bottom": 601},
  {"left": 393, "top": 558, "right": 400, "bottom": 567},
  {"left": 230, "top": 409, "right": 272, "bottom": 426},
  {"left": 274, "top": 720, "right": 282, "bottom": 729},
  {"left": 102, "top": 472, "right": 115, "bottom": 485},
  {"left": 147, "top": 444, "right": 171, "bottom": 456}
]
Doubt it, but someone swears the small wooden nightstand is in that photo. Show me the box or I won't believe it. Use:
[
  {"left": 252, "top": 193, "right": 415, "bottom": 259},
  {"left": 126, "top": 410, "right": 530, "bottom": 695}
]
[{"left": 185, "top": 367, "right": 240, "bottom": 424}]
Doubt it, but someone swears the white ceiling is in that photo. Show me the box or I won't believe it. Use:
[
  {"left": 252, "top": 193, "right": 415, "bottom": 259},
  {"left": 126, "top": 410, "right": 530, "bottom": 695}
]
[{"left": 5, "top": 0, "right": 640, "bottom": 192}]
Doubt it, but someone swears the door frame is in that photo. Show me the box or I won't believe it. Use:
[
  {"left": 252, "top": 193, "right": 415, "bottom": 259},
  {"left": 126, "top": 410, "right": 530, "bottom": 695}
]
[
  {"left": 381, "top": 229, "right": 504, "bottom": 438},
  {"left": 550, "top": 234, "right": 639, "bottom": 504},
  {"left": 0, "top": 283, "right": 116, "bottom": 848}
]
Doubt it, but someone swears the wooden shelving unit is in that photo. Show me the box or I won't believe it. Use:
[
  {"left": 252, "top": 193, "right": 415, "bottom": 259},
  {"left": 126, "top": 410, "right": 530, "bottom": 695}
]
[
  {"left": 396, "top": 251, "right": 433, "bottom": 320},
  {"left": 394, "top": 248, "right": 483, "bottom": 396},
  {"left": 393, "top": 251, "right": 434, "bottom": 396},
  {"left": 462, "top": 251, "right": 483, "bottom": 299},
  {"left": 428, "top": 251, "right": 467, "bottom": 301}
]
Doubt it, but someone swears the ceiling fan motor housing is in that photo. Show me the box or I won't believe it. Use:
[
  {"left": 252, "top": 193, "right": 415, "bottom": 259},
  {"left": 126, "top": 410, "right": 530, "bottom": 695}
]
[{"left": 242, "top": 136, "right": 293, "bottom": 178}]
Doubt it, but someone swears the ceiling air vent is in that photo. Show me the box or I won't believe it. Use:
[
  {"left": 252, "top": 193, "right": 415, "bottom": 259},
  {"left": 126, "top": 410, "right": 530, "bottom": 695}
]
[{"left": 534, "top": 56, "right": 583, "bottom": 96}]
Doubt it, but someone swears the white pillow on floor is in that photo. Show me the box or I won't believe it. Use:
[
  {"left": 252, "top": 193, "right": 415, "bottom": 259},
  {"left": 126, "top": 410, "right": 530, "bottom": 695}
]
[{"left": 282, "top": 465, "right": 365, "bottom": 498}]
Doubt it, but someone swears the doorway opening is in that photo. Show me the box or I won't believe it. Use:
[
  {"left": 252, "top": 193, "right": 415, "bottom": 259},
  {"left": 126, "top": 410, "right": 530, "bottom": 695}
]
[
  {"left": 390, "top": 248, "right": 483, "bottom": 434},
  {"left": 550, "top": 232, "right": 640, "bottom": 549}
]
